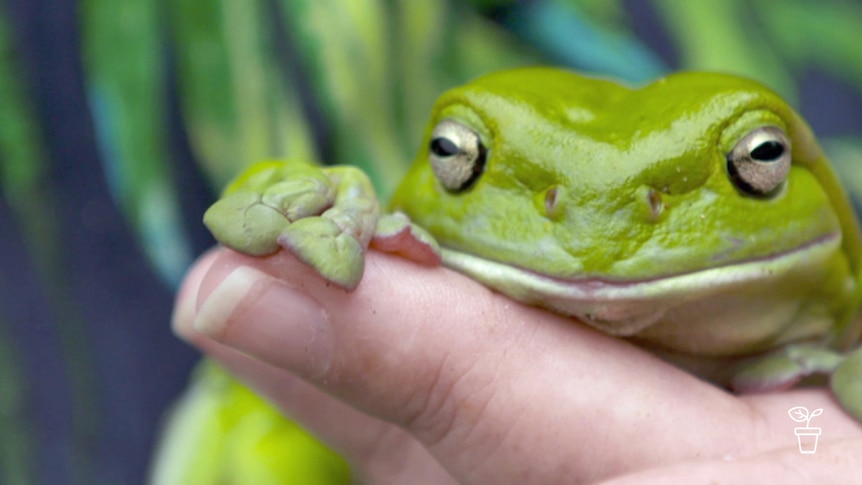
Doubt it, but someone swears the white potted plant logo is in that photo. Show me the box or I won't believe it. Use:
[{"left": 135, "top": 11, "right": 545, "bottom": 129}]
[{"left": 787, "top": 406, "right": 823, "bottom": 454}]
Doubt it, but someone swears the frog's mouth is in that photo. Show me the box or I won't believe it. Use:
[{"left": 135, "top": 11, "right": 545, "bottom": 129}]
[{"left": 440, "top": 232, "right": 842, "bottom": 337}]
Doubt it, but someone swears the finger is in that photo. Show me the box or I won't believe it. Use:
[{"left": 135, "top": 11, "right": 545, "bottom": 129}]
[
  {"left": 198, "top": 339, "right": 456, "bottom": 484},
  {"left": 175, "top": 250, "right": 455, "bottom": 483},
  {"left": 597, "top": 438, "right": 862, "bottom": 485},
  {"left": 176, "top": 248, "right": 771, "bottom": 484},
  {"left": 172, "top": 247, "right": 221, "bottom": 339}
]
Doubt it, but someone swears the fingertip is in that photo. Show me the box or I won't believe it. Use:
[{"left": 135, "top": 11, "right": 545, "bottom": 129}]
[{"left": 171, "top": 247, "right": 226, "bottom": 340}]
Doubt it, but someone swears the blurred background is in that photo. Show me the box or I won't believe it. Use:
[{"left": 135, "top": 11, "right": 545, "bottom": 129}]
[{"left": 1, "top": 0, "right": 860, "bottom": 483}]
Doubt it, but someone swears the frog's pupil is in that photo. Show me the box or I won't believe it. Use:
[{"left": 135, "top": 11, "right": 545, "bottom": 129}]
[
  {"left": 751, "top": 141, "right": 784, "bottom": 161},
  {"left": 431, "top": 137, "right": 459, "bottom": 157}
]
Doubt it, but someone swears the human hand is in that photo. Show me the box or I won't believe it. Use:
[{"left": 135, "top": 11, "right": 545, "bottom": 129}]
[{"left": 173, "top": 248, "right": 862, "bottom": 484}]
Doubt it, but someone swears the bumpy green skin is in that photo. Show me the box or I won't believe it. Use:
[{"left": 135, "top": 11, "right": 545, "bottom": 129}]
[
  {"left": 206, "top": 67, "right": 862, "bottom": 421},
  {"left": 395, "top": 69, "right": 859, "bottom": 282}
]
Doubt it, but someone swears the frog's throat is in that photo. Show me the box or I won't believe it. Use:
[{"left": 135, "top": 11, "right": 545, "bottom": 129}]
[{"left": 441, "top": 233, "right": 842, "bottom": 337}]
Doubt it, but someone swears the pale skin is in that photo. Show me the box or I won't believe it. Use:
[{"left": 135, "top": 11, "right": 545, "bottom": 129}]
[{"left": 172, "top": 247, "right": 862, "bottom": 484}]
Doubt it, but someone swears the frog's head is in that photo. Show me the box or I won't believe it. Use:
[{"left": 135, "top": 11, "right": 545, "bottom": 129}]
[{"left": 391, "top": 67, "right": 862, "bottom": 346}]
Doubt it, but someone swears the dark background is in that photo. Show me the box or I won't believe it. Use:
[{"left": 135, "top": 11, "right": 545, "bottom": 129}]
[{"left": 2, "top": 0, "right": 206, "bottom": 483}]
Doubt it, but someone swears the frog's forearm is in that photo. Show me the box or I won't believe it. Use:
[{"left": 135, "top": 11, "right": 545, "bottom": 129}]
[{"left": 371, "top": 212, "right": 441, "bottom": 266}]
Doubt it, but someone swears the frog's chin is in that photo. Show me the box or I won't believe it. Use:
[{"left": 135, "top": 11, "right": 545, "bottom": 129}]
[{"left": 440, "top": 233, "right": 843, "bottom": 338}]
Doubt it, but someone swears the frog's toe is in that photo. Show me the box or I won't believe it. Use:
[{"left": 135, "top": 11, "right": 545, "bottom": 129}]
[
  {"left": 832, "top": 347, "right": 862, "bottom": 422},
  {"left": 731, "top": 355, "right": 804, "bottom": 392},
  {"left": 203, "top": 192, "right": 289, "bottom": 256},
  {"left": 260, "top": 176, "right": 336, "bottom": 222},
  {"left": 732, "top": 345, "right": 844, "bottom": 393},
  {"left": 278, "top": 218, "right": 365, "bottom": 290},
  {"left": 371, "top": 212, "right": 442, "bottom": 266}
]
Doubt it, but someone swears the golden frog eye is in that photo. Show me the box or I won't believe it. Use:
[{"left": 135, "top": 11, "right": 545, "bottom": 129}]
[
  {"left": 726, "top": 126, "right": 791, "bottom": 196},
  {"left": 428, "top": 119, "right": 486, "bottom": 192}
]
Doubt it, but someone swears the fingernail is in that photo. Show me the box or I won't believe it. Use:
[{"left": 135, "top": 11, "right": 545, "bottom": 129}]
[
  {"left": 193, "top": 266, "right": 334, "bottom": 377},
  {"left": 172, "top": 249, "right": 221, "bottom": 339},
  {"left": 171, "top": 280, "right": 198, "bottom": 338}
]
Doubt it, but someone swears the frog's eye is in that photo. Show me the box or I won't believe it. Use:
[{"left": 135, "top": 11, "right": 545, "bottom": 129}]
[
  {"left": 428, "top": 119, "right": 487, "bottom": 192},
  {"left": 726, "top": 126, "right": 791, "bottom": 196}
]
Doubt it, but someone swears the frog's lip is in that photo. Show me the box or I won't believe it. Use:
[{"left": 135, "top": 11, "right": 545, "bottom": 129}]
[{"left": 440, "top": 232, "right": 841, "bottom": 335}]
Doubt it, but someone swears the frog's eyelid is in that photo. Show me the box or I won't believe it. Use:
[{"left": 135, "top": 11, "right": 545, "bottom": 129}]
[
  {"left": 726, "top": 126, "right": 791, "bottom": 197},
  {"left": 428, "top": 119, "right": 487, "bottom": 192}
]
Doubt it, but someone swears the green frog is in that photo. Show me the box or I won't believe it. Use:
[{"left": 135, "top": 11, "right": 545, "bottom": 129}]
[{"left": 204, "top": 67, "right": 862, "bottom": 422}]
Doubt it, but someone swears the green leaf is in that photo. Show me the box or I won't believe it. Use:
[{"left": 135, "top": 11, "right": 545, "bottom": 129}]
[
  {"left": 755, "top": 0, "right": 862, "bottom": 95},
  {"left": 276, "top": 0, "right": 408, "bottom": 195},
  {"left": 0, "top": 317, "right": 33, "bottom": 485},
  {"left": 81, "top": 0, "right": 192, "bottom": 285},
  {"left": 168, "top": 0, "right": 318, "bottom": 190},
  {"left": 654, "top": 0, "right": 796, "bottom": 101},
  {"left": 0, "top": 2, "right": 52, "bottom": 251}
]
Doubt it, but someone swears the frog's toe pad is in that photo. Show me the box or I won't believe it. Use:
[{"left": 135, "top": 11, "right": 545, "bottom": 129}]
[
  {"left": 278, "top": 218, "right": 364, "bottom": 290},
  {"left": 204, "top": 192, "right": 288, "bottom": 256},
  {"left": 832, "top": 348, "right": 862, "bottom": 422},
  {"left": 371, "top": 213, "right": 441, "bottom": 266}
]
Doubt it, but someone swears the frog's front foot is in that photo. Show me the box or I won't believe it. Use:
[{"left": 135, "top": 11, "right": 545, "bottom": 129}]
[
  {"left": 203, "top": 161, "right": 380, "bottom": 290},
  {"left": 204, "top": 160, "right": 440, "bottom": 291},
  {"left": 731, "top": 344, "right": 844, "bottom": 393},
  {"left": 832, "top": 346, "right": 862, "bottom": 422},
  {"left": 732, "top": 343, "right": 862, "bottom": 422}
]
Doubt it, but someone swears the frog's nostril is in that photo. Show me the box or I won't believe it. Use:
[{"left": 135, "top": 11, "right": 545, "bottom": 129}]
[
  {"left": 646, "top": 188, "right": 664, "bottom": 222},
  {"left": 544, "top": 185, "right": 562, "bottom": 218},
  {"left": 545, "top": 186, "right": 558, "bottom": 210}
]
